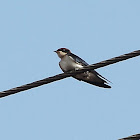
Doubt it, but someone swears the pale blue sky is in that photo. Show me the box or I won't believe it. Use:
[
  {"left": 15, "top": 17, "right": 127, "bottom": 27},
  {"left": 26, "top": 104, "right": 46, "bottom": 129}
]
[{"left": 0, "top": 0, "right": 140, "bottom": 140}]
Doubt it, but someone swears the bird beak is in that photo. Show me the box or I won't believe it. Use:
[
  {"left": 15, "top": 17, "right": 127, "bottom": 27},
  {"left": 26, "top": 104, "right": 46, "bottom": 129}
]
[{"left": 54, "top": 50, "right": 57, "bottom": 53}]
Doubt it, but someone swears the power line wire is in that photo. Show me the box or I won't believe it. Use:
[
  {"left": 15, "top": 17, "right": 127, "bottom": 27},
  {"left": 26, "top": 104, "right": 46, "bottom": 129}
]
[
  {"left": 0, "top": 50, "right": 140, "bottom": 98},
  {"left": 119, "top": 133, "right": 140, "bottom": 140}
]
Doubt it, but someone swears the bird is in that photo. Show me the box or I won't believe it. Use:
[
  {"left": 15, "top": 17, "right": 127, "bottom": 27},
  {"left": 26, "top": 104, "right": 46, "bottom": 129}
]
[{"left": 54, "top": 48, "right": 111, "bottom": 88}]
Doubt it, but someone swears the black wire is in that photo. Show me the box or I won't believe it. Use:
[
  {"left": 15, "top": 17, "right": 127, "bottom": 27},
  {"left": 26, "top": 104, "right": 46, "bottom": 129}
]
[
  {"left": 0, "top": 50, "right": 140, "bottom": 98},
  {"left": 119, "top": 133, "right": 140, "bottom": 140}
]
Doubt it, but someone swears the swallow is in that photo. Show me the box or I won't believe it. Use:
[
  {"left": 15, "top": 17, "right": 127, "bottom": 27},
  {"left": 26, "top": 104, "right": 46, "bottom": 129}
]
[{"left": 54, "top": 48, "right": 111, "bottom": 88}]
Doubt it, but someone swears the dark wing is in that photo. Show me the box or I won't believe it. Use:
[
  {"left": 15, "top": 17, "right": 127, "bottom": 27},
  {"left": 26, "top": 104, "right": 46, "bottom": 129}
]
[
  {"left": 68, "top": 53, "right": 111, "bottom": 84},
  {"left": 68, "top": 53, "right": 89, "bottom": 66},
  {"left": 92, "top": 70, "right": 111, "bottom": 83}
]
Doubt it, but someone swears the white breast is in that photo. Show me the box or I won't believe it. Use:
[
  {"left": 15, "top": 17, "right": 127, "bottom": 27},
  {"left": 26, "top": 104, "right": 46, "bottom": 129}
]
[{"left": 59, "top": 55, "right": 83, "bottom": 72}]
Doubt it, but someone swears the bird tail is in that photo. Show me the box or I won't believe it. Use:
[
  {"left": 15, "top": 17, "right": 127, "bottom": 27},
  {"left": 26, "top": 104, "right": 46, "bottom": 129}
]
[
  {"left": 73, "top": 71, "right": 111, "bottom": 88},
  {"left": 73, "top": 75, "right": 111, "bottom": 88},
  {"left": 85, "top": 81, "right": 111, "bottom": 88}
]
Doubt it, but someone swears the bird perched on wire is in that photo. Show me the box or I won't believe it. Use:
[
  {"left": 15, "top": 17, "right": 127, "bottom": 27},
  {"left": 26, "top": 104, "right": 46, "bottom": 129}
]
[{"left": 54, "top": 48, "right": 111, "bottom": 88}]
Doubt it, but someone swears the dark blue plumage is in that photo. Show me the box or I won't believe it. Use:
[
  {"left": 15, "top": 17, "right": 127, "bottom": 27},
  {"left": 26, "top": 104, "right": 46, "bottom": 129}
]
[{"left": 55, "top": 48, "right": 111, "bottom": 88}]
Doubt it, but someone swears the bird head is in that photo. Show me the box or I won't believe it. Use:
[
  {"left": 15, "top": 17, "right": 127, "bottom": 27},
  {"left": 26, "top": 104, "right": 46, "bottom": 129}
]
[{"left": 54, "top": 48, "right": 71, "bottom": 58}]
